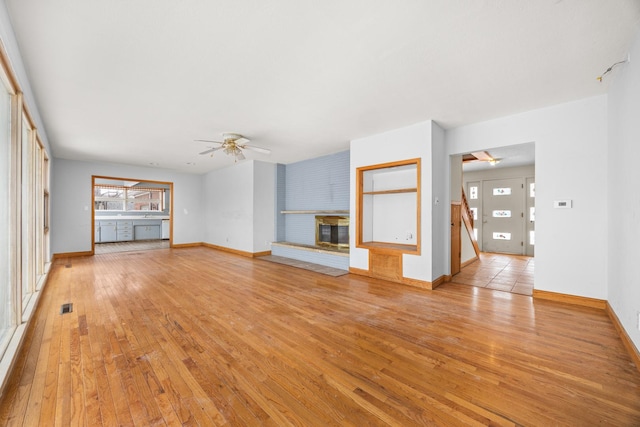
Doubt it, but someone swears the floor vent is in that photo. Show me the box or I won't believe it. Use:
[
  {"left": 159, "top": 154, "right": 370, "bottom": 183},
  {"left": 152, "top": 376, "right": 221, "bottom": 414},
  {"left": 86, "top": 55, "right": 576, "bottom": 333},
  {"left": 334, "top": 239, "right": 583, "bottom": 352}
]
[
  {"left": 60, "top": 303, "right": 73, "bottom": 314},
  {"left": 65, "top": 264, "right": 72, "bottom": 268}
]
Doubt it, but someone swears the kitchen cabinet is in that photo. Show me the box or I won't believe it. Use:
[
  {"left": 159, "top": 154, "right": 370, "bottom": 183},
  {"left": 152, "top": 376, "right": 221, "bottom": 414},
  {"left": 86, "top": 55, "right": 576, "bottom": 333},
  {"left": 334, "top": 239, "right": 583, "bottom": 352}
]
[
  {"left": 135, "top": 224, "right": 161, "bottom": 240},
  {"left": 116, "top": 221, "right": 133, "bottom": 241},
  {"left": 98, "top": 220, "right": 117, "bottom": 242},
  {"left": 96, "top": 217, "right": 167, "bottom": 242}
]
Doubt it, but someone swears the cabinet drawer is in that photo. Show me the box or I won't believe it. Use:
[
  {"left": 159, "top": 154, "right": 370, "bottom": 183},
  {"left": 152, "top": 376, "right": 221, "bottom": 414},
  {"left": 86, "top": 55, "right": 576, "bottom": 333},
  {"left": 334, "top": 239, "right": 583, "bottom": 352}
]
[
  {"left": 99, "top": 220, "right": 117, "bottom": 227},
  {"left": 117, "top": 232, "right": 133, "bottom": 241}
]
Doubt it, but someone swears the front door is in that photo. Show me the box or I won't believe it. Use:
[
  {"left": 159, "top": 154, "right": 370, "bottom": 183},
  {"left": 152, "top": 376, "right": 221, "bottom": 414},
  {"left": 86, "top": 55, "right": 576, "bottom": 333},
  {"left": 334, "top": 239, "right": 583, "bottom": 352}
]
[{"left": 482, "top": 178, "right": 524, "bottom": 254}]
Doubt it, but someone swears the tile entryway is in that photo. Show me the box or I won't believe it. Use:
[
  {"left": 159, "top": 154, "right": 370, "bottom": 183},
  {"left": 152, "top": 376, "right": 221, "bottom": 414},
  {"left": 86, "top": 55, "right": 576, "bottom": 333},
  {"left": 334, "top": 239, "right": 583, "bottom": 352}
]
[{"left": 450, "top": 252, "right": 534, "bottom": 295}]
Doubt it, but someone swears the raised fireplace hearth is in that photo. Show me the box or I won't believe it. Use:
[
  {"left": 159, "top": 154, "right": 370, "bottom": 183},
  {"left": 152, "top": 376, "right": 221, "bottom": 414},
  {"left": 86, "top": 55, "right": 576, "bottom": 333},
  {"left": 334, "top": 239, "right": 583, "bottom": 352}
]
[{"left": 315, "top": 216, "right": 349, "bottom": 249}]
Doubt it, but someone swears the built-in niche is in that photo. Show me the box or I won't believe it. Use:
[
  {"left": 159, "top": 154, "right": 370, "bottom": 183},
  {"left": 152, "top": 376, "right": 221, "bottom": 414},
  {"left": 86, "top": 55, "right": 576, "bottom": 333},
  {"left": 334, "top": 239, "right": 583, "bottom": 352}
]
[
  {"left": 356, "top": 158, "right": 420, "bottom": 253},
  {"left": 355, "top": 158, "right": 421, "bottom": 285}
]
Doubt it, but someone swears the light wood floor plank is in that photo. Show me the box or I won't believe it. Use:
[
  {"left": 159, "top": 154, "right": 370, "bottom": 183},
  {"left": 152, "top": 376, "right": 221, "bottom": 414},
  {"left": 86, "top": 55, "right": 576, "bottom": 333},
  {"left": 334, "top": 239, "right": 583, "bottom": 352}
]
[{"left": 1, "top": 247, "right": 640, "bottom": 426}]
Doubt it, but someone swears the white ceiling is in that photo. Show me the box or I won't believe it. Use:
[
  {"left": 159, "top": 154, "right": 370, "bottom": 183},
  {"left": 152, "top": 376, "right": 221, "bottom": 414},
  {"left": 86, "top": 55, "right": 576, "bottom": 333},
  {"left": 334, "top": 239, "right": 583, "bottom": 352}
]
[
  {"left": 5, "top": 0, "right": 640, "bottom": 174},
  {"left": 463, "top": 142, "right": 535, "bottom": 172}
]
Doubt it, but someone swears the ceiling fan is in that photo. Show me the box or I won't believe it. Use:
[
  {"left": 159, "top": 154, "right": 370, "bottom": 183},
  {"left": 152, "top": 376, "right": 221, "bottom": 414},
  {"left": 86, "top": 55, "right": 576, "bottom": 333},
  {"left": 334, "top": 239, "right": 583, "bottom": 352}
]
[
  {"left": 463, "top": 151, "right": 501, "bottom": 166},
  {"left": 196, "top": 133, "right": 271, "bottom": 162}
]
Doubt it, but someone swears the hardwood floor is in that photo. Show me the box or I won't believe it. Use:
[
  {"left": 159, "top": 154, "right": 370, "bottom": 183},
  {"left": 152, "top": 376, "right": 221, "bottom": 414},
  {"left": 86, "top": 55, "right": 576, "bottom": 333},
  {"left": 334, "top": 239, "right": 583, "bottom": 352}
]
[{"left": 1, "top": 247, "right": 639, "bottom": 426}]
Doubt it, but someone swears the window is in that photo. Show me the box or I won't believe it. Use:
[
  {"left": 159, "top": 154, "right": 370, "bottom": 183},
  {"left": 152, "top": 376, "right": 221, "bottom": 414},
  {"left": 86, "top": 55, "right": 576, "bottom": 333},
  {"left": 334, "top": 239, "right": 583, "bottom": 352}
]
[
  {"left": 493, "top": 187, "right": 511, "bottom": 196},
  {"left": 492, "top": 210, "right": 511, "bottom": 218},
  {"left": 94, "top": 185, "right": 165, "bottom": 212},
  {"left": 469, "top": 186, "right": 478, "bottom": 200},
  {"left": 530, "top": 182, "right": 535, "bottom": 198},
  {"left": 530, "top": 207, "right": 535, "bottom": 222},
  {"left": 22, "top": 113, "right": 35, "bottom": 310},
  {"left": 470, "top": 207, "right": 478, "bottom": 221},
  {"left": 493, "top": 232, "right": 511, "bottom": 240},
  {"left": 0, "top": 67, "right": 13, "bottom": 352},
  {"left": 0, "top": 42, "right": 51, "bottom": 389}
]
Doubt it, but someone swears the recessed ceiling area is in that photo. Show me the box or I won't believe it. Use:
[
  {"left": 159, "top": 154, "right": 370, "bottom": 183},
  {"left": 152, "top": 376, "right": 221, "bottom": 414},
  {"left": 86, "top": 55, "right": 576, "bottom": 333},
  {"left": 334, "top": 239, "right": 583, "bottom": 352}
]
[
  {"left": 5, "top": 0, "right": 640, "bottom": 173},
  {"left": 462, "top": 143, "right": 535, "bottom": 172}
]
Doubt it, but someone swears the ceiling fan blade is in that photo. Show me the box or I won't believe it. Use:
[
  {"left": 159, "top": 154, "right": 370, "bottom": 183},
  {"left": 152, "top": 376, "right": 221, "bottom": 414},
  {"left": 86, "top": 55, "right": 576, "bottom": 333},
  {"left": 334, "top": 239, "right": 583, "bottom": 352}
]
[
  {"left": 241, "top": 144, "right": 271, "bottom": 155},
  {"left": 194, "top": 139, "right": 223, "bottom": 145},
  {"left": 235, "top": 137, "right": 250, "bottom": 145},
  {"left": 199, "top": 146, "right": 224, "bottom": 155}
]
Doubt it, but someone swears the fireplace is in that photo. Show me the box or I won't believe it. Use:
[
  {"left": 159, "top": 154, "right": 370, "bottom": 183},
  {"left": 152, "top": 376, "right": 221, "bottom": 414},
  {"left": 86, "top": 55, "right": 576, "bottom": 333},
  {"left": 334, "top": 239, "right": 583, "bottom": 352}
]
[{"left": 315, "top": 216, "right": 349, "bottom": 249}]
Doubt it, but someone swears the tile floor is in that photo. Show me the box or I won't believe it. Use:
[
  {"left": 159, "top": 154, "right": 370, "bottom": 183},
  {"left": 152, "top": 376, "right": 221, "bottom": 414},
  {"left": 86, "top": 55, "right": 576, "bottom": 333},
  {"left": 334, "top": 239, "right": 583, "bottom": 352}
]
[{"left": 450, "top": 252, "right": 534, "bottom": 295}]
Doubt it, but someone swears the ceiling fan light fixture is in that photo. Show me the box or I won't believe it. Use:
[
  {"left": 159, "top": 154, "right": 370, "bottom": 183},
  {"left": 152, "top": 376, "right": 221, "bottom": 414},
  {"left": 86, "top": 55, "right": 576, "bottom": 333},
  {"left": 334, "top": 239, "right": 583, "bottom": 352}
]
[
  {"left": 488, "top": 158, "right": 501, "bottom": 166},
  {"left": 196, "top": 132, "right": 270, "bottom": 161}
]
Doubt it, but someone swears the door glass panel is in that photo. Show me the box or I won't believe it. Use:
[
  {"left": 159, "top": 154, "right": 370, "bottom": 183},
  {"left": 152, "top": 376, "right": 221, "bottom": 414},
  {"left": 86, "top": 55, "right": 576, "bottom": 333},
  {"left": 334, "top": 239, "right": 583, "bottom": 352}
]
[
  {"left": 529, "top": 207, "right": 535, "bottom": 222},
  {"left": 469, "top": 186, "right": 478, "bottom": 199},
  {"left": 492, "top": 232, "right": 511, "bottom": 240},
  {"left": 530, "top": 183, "right": 535, "bottom": 198},
  {"left": 529, "top": 230, "right": 535, "bottom": 245},
  {"left": 470, "top": 207, "right": 477, "bottom": 220},
  {"left": 473, "top": 228, "right": 478, "bottom": 240},
  {"left": 492, "top": 210, "right": 511, "bottom": 218},
  {"left": 493, "top": 187, "right": 511, "bottom": 196}
]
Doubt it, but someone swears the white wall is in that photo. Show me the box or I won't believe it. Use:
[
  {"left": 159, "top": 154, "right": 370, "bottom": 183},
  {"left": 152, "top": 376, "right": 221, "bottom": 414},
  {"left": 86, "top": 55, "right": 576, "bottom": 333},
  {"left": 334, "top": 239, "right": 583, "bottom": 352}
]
[
  {"left": 350, "top": 120, "right": 435, "bottom": 282},
  {"left": 51, "top": 159, "right": 203, "bottom": 254},
  {"left": 0, "top": 2, "right": 51, "bottom": 154},
  {"left": 431, "top": 123, "right": 447, "bottom": 280},
  {"left": 203, "top": 161, "right": 254, "bottom": 252},
  {"left": 446, "top": 95, "right": 608, "bottom": 299},
  {"left": 253, "top": 161, "right": 276, "bottom": 253},
  {"left": 607, "top": 29, "right": 640, "bottom": 350},
  {"left": 463, "top": 165, "right": 535, "bottom": 184},
  {"left": 203, "top": 160, "right": 275, "bottom": 253}
]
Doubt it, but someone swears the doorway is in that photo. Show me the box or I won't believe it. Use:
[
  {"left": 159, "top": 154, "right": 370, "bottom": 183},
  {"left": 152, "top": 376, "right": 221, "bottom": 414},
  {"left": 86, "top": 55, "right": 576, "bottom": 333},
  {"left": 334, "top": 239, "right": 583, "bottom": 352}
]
[
  {"left": 92, "top": 176, "right": 173, "bottom": 254},
  {"left": 451, "top": 142, "right": 535, "bottom": 295}
]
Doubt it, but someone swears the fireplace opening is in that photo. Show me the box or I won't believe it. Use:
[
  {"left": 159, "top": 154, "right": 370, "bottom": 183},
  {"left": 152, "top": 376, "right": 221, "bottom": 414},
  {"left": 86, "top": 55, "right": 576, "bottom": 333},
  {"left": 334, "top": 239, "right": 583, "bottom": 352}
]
[{"left": 315, "top": 216, "right": 349, "bottom": 248}]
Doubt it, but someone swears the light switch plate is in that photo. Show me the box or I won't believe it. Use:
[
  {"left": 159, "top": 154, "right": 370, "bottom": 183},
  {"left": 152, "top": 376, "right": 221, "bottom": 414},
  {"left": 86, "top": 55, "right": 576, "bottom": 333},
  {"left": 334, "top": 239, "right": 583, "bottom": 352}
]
[{"left": 554, "top": 200, "right": 572, "bottom": 209}]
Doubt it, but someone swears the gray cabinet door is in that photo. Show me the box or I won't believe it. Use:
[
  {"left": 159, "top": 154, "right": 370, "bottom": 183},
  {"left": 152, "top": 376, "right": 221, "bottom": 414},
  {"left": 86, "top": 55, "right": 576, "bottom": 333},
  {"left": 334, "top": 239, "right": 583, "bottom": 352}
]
[
  {"left": 134, "top": 225, "right": 161, "bottom": 240},
  {"left": 100, "top": 224, "right": 117, "bottom": 242}
]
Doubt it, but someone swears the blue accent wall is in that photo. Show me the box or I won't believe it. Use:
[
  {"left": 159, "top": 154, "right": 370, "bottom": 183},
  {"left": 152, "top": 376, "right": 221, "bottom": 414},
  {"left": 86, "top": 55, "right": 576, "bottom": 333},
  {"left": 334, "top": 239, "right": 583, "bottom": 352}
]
[
  {"left": 275, "top": 150, "right": 350, "bottom": 269},
  {"left": 275, "top": 163, "right": 286, "bottom": 242}
]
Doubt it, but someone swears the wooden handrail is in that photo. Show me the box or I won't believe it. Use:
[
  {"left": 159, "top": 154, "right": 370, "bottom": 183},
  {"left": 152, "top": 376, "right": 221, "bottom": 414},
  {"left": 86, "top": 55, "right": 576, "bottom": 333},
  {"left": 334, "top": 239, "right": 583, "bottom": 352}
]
[
  {"left": 461, "top": 188, "right": 474, "bottom": 229},
  {"left": 460, "top": 187, "right": 480, "bottom": 258}
]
